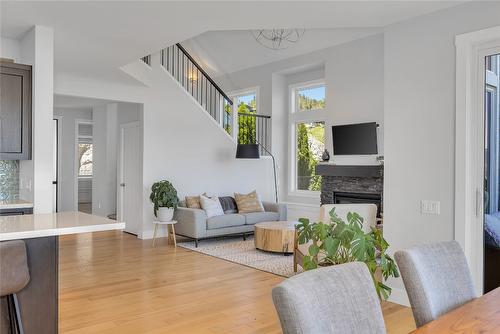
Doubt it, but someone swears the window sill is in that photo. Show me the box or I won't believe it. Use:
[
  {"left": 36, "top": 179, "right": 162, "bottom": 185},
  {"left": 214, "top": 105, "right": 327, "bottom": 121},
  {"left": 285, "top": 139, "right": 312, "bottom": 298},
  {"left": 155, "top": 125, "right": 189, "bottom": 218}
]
[{"left": 288, "top": 190, "right": 320, "bottom": 199}]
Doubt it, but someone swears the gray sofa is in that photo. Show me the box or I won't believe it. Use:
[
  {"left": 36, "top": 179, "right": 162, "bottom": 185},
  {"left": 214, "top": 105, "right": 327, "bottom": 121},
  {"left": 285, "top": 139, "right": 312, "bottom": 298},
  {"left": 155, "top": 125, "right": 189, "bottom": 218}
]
[{"left": 174, "top": 201, "right": 287, "bottom": 246}]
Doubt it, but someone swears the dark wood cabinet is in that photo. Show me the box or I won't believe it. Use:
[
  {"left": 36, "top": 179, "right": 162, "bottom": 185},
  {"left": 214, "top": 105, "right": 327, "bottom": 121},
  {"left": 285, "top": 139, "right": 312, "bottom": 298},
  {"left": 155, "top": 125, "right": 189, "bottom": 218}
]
[{"left": 0, "top": 61, "right": 32, "bottom": 160}]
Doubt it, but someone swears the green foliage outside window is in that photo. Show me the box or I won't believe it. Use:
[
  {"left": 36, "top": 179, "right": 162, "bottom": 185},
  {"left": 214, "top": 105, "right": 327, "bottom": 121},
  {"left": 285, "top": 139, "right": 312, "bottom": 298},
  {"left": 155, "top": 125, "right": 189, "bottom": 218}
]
[
  {"left": 298, "top": 94, "right": 325, "bottom": 111},
  {"left": 237, "top": 98, "right": 257, "bottom": 144},
  {"left": 297, "top": 122, "right": 324, "bottom": 191}
]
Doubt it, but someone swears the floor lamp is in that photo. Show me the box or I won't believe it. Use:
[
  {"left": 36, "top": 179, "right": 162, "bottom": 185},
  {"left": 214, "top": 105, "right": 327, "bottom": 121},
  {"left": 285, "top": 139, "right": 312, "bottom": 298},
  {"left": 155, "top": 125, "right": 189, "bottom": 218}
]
[{"left": 235, "top": 143, "right": 278, "bottom": 203}]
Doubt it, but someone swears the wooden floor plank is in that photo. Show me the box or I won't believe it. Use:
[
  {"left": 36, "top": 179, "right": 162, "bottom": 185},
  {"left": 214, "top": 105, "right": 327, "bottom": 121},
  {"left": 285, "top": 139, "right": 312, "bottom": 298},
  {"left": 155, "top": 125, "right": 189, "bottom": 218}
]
[{"left": 59, "top": 231, "right": 416, "bottom": 333}]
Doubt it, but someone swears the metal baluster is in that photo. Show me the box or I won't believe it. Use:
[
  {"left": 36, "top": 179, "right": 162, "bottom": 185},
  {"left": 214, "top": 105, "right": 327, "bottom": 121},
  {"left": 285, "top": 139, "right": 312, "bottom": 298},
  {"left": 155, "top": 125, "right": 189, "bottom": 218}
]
[{"left": 175, "top": 47, "right": 181, "bottom": 82}]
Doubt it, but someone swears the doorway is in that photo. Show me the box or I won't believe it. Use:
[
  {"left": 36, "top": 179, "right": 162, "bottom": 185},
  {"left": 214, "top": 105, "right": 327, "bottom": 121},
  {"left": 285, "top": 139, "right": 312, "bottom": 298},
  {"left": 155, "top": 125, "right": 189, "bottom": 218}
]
[
  {"left": 484, "top": 53, "right": 500, "bottom": 293},
  {"left": 118, "top": 122, "right": 142, "bottom": 235}
]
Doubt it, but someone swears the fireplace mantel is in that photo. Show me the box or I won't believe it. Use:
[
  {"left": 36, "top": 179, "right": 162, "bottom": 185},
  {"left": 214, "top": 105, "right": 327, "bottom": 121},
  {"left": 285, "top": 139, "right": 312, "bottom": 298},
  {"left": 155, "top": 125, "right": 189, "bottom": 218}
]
[
  {"left": 315, "top": 164, "right": 383, "bottom": 178},
  {"left": 317, "top": 163, "right": 384, "bottom": 209}
]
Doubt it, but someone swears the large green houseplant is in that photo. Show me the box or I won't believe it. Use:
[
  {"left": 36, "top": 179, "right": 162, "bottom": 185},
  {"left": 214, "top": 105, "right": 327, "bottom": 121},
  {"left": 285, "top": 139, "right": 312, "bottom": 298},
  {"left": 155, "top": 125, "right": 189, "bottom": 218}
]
[
  {"left": 297, "top": 208, "right": 399, "bottom": 300},
  {"left": 150, "top": 180, "right": 179, "bottom": 222}
]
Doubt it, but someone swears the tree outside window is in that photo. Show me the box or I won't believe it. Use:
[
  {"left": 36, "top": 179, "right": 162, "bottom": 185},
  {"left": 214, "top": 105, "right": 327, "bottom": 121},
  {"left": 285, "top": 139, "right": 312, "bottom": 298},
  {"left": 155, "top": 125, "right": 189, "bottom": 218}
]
[
  {"left": 291, "top": 82, "right": 326, "bottom": 193},
  {"left": 229, "top": 92, "right": 257, "bottom": 144},
  {"left": 78, "top": 143, "right": 93, "bottom": 177},
  {"left": 296, "top": 122, "right": 325, "bottom": 191}
]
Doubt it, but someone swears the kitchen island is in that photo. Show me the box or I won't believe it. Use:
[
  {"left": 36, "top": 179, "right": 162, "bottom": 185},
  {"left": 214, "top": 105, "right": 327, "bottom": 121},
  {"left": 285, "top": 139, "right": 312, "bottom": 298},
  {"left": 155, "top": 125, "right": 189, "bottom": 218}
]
[{"left": 0, "top": 212, "right": 125, "bottom": 334}]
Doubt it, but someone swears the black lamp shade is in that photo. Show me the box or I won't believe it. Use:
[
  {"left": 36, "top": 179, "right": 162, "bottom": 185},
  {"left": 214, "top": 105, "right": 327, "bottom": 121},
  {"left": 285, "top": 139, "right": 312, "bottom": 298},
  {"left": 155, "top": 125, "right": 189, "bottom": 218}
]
[{"left": 236, "top": 144, "right": 260, "bottom": 159}]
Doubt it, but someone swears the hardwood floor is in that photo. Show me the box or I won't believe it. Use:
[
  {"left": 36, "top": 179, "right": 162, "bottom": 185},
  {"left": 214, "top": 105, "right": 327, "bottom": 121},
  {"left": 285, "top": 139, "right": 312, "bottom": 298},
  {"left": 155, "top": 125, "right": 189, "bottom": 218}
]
[{"left": 59, "top": 231, "right": 416, "bottom": 333}]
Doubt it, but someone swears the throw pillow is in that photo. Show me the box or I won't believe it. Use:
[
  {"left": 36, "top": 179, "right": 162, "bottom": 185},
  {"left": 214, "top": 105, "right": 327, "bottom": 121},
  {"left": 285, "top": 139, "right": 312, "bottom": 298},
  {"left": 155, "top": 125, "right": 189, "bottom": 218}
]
[
  {"left": 234, "top": 190, "right": 264, "bottom": 214},
  {"left": 185, "top": 193, "right": 207, "bottom": 209},
  {"left": 218, "top": 196, "right": 238, "bottom": 214},
  {"left": 200, "top": 195, "right": 224, "bottom": 218}
]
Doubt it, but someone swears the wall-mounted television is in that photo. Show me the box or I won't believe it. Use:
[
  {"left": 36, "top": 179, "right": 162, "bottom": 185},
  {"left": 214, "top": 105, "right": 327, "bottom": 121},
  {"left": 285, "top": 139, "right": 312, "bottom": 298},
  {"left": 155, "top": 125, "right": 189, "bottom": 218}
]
[{"left": 332, "top": 122, "right": 378, "bottom": 155}]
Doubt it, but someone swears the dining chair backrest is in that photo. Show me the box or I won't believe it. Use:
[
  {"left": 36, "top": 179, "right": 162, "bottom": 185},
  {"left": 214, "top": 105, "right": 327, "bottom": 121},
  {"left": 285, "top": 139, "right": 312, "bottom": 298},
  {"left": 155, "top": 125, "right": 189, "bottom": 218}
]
[
  {"left": 320, "top": 204, "right": 377, "bottom": 233},
  {"left": 395, "top": 241, "right": 476, "bottom": 327},
  {"left": 0, "top": 240, "right": 30, "bottom": 297},
  {"left": 272, "top": 262, "right": 386, "bottom": 334}
]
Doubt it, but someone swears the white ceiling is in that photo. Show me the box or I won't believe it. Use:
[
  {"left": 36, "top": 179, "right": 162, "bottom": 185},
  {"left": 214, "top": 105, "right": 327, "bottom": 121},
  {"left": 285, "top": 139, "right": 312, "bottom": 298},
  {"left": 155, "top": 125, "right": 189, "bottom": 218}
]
[
  {"left": 181, "top": 28, "right": 382, "bottom": 77},
  {"left": 1, "top": 1, "right": 465, "bottom": 83}
]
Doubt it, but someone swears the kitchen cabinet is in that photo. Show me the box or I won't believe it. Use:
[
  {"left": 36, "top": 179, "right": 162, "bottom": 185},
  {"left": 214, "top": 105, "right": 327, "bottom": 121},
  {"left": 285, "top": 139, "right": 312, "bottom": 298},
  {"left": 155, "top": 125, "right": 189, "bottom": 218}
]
[{"left": 0, "top": 61, "right": 32, "bottom": 160}]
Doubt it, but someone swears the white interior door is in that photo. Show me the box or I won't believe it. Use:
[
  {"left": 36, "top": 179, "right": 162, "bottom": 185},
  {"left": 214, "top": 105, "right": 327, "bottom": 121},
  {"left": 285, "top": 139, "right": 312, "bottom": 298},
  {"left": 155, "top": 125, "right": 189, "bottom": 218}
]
[{"left": 118, "top": 122, "right": 141, "bottom": 235}]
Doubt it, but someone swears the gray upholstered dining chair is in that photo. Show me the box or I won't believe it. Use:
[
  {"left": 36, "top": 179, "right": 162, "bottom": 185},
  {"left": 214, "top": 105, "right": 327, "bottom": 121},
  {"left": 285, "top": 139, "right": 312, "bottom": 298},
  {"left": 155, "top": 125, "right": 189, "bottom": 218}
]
[
  {"left": 395, "top": 241, "right": 476, "bottom": 328},
  {"left": 272, "top": 262, "right": 386, "bottom": 334},
  {"left": 1, "top": 240, "right": 30, "bottom": 334}
]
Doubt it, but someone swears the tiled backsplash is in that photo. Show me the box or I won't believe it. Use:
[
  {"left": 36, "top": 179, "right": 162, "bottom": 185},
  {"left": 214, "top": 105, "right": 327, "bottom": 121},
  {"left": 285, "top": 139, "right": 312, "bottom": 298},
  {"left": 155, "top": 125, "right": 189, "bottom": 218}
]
[{"left": 0, "top": 160, "right": 20, "bottom": 200}]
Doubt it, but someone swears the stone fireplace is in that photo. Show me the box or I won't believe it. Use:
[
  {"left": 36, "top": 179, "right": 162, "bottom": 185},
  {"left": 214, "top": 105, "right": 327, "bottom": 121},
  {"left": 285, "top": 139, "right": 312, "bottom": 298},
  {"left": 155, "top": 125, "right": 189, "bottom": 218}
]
[{"left": 315, "top": 164, "right": 384, "bottom": 216}]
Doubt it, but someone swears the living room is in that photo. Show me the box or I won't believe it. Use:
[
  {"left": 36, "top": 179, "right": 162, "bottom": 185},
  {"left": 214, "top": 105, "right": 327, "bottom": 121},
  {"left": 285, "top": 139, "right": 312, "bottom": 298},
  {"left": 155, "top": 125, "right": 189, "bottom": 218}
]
[{"left": 1, "top": 1, "right": 500, "bottom": 333}]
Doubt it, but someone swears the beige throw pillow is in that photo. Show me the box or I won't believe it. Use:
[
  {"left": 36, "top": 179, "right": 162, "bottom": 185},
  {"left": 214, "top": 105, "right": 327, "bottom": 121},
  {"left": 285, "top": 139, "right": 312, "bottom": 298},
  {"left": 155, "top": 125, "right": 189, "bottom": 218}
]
[
  {"left": 234, "top": 190, "right": 264, "bottom": 213},
  {"left": 185, "top": 193, "right": 207, "bottom": 209}
]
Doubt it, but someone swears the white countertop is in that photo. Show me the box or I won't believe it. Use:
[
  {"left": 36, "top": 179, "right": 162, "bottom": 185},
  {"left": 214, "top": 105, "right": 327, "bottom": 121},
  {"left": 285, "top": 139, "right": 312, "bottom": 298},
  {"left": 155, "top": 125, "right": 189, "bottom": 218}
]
[
  {"left": 0, "top": 199, "right": 34, "bottom": 210},
  {"left": 0, "top": 211, "right": 125, "bottom": 241}
]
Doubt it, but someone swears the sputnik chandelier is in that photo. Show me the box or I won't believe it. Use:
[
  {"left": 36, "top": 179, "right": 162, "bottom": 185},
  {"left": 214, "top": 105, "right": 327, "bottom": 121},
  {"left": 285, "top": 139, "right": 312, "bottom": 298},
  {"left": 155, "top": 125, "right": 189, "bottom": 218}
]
[{"left": 251, "top": 29, "right": 305, "bottom": 50}]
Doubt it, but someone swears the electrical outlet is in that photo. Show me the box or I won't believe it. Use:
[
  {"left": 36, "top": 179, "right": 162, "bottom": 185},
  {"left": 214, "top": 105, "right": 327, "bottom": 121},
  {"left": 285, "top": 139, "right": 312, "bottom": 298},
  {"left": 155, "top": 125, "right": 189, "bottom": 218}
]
[{"left": 421, "top": 200, "right": 440, "bottom": 215}]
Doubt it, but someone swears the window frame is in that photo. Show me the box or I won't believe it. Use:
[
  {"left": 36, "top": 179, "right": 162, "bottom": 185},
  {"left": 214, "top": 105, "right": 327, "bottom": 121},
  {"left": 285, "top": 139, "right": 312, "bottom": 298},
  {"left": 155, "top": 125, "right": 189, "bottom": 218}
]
[
  {"left": 288, "top": 80, "right": 327, "bottom": 197},
  {"left": 229, "top": 87, "right": 260, "bottom": 141}
]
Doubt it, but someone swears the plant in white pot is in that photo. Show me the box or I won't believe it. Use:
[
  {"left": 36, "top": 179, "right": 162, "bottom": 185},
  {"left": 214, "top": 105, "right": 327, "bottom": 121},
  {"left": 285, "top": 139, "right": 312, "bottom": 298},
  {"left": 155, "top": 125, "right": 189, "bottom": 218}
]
[{"left": 150, "top": 180, "right": 179, "bottom": 222}]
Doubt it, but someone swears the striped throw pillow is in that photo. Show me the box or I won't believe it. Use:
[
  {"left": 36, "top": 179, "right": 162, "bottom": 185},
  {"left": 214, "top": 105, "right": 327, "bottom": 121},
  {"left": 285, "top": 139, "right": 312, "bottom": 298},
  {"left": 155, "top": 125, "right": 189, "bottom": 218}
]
[{"left": 234, "top": 190, "right": 264, "bottom": 213}]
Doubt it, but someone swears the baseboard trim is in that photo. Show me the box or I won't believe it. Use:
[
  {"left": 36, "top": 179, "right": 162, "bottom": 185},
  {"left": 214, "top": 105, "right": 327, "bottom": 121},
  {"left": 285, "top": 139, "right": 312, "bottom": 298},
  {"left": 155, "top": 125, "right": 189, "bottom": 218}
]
[
  {"left": 140, "top": 228, "right": 169, "bottom": 240},
  {"left": 388, "top": 287, "right": 410, "bottom": 307}
]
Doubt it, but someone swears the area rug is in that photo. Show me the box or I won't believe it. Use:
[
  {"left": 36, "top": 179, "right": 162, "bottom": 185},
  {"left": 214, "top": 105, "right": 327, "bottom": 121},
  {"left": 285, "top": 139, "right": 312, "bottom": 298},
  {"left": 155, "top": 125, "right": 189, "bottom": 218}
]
[{"left": 178, "top": 236, "right": 303, "bottom": 277}]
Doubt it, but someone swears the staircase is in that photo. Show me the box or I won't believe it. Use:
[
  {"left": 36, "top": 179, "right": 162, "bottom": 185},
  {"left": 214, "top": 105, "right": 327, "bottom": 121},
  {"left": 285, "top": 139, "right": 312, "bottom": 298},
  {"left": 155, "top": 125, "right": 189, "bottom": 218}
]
[{"left": 141, "top": 44, "right": 271, "bottom": 155}]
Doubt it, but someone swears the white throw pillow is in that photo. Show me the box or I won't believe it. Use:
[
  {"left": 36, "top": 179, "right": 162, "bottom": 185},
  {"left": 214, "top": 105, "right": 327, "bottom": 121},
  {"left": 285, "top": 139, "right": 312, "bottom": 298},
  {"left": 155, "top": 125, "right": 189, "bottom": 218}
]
[{"left": 200, "top": 195, "right": 224, "bottom": 218}]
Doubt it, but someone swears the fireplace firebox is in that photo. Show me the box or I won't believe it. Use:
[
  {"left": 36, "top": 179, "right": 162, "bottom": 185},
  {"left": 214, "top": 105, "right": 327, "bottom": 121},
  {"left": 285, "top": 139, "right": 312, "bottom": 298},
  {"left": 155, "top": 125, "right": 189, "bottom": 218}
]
[{"left": 333, "top": 191, "right": 382, "bottom": 217}]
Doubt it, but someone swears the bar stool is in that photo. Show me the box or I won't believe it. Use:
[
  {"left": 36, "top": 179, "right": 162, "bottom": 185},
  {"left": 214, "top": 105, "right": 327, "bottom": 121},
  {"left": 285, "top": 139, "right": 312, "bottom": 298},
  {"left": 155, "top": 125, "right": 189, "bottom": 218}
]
[{"left": 1, "top": 240, "right": 30, "bottom": 334}]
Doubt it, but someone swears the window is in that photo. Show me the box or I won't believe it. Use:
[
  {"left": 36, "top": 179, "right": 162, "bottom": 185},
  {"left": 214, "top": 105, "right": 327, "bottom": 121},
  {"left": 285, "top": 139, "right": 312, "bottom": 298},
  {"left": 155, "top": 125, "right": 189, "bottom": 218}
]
[
  {"left": 296, "top": 122, "right": 325, "bottom": 191},
  {"left": 78, "top": 143, "right": 93, "bottom": 177},
  {"left": 230, "top": 89, "right": 259, "bottom": 144},
  {"left": 296, "top": 85, "right": 325, "bottom": 112},
  {"left": 290, "top": 81, "right": 326, "bottom": 194}
]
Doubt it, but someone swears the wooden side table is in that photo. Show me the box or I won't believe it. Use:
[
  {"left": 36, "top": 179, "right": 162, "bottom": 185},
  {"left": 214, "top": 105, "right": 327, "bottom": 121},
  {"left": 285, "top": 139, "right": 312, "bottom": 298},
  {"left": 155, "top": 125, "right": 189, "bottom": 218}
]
[
  {"left": 152, "top": 220, "right": 177, "bottom": 247},
  {"left": 254, "top": 221, "right": 299, "bottom": 254}
]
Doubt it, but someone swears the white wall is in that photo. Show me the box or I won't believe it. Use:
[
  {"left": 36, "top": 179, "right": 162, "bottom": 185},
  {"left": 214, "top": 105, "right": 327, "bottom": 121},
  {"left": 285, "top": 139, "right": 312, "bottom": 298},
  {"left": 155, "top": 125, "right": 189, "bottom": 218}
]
[
  {"left": 0, "top": 37, "right": 21, "bottom": 62},
  {"left": 53, "top": 107, "right": 92, "bottom": 211},
  {"left": 383, "top": 1, "right": 500, "bottom": 304},
  {"left": 18, "top": 26, "right": 54, "bottom": 213},
  {"left": 135, "top": 54, "right": 275, "bottom": 238},
  {"left": 217, "top": 34, "right": 385, "bottom": 206},
  {"left": 92, "top": 103, "right": 118, "bottom": 217}
]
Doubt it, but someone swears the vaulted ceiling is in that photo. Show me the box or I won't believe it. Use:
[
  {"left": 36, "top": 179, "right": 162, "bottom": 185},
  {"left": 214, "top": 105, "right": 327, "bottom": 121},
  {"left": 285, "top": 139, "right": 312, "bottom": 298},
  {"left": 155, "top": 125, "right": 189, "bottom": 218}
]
[{"left": 1, "top": 1, "right": 465, "bottom": 83}]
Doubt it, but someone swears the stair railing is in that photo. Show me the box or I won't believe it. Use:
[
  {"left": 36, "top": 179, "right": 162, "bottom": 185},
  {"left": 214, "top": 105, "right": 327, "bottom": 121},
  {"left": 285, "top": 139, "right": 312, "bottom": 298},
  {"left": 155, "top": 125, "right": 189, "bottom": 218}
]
[
  {"left": 237, "top": 113, "right": 271, "bottom": 156},
  {"left": 160, "top": 43, "right": 233, "bottom": 135},
  {"left": 152, "top": 44, "right": 272, "bottom": 155}
]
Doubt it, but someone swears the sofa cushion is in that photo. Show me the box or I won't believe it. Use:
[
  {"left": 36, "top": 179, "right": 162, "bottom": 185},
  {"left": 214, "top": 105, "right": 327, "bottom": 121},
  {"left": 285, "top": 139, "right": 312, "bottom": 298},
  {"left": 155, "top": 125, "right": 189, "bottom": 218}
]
[
  {"left": 207, "top": 214, "right": 246, "bottom": 230},
  {"left": 244, "top": 211, "right": 280, "bottom": 225}
]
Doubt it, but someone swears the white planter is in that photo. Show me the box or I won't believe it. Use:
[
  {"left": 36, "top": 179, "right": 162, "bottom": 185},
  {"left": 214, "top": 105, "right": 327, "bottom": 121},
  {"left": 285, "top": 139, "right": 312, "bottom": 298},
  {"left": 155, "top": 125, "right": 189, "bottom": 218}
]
[{"left": 157, "top": 207, "right": 174, "bottom": 222}]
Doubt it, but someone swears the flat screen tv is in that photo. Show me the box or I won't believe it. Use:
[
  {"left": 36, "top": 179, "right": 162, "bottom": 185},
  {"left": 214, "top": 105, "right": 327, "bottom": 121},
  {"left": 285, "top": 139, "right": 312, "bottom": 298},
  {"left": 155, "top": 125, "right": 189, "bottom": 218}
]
[{"left": 332, "top": 122, "right": 378, "bottom": 155}]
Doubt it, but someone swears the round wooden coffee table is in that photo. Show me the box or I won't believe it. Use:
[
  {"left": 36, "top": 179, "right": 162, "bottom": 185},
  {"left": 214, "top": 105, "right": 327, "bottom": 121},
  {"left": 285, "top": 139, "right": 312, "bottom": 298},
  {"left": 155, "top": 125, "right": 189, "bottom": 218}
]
[{"left": 254, "top": 221, "right": 299, "bottom": 254}]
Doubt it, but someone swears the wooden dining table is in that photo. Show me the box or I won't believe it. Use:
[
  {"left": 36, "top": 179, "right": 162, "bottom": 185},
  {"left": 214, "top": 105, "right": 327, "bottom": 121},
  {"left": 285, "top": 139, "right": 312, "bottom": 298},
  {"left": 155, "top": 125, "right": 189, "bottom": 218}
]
[{"left": 411, "top": 287, "right": 500, "bottom": 333}]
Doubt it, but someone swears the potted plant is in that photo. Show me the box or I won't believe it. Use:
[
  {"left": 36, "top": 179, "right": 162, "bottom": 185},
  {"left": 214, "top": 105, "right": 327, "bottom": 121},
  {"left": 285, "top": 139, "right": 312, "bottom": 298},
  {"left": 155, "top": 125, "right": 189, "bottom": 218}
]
[
  {"left": 297, "top": 208, "right": 399, "bottom": 300},
  {"left": 150, "top": 180, "right": 179, "bottom": 222}
]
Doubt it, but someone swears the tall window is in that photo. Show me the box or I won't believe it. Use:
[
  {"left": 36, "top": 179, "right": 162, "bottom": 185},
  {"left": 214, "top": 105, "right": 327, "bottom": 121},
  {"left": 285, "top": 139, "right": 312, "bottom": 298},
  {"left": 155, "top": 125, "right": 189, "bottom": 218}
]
[
  {"left": 230, "top": 89, "right": 258, "bottom": 144},
  {"left": 290, "top": 81, "right": 326, "bottom": 194}
]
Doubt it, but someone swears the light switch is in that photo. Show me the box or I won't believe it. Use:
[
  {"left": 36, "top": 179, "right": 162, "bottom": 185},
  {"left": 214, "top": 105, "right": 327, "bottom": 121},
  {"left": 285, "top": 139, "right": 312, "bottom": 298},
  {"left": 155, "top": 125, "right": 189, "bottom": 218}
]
[{"left": 421, "top": 200, "right": 440, "bottom": 215}]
